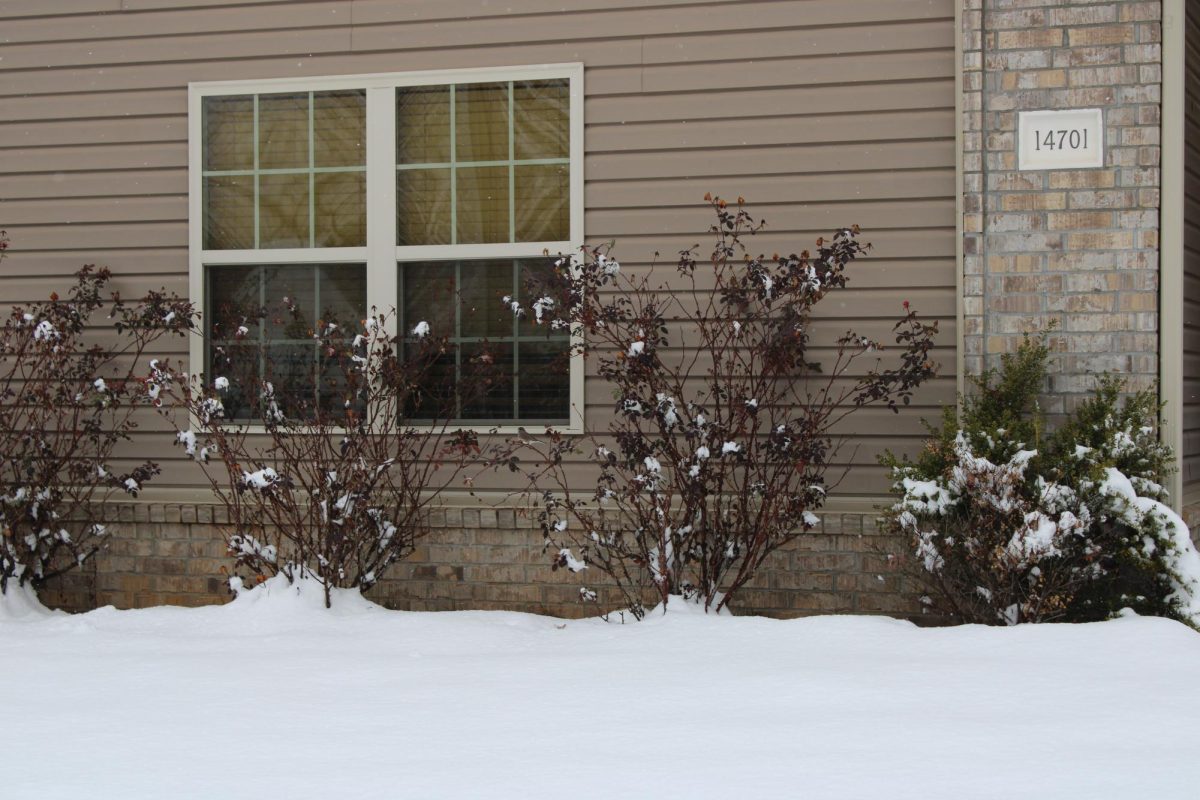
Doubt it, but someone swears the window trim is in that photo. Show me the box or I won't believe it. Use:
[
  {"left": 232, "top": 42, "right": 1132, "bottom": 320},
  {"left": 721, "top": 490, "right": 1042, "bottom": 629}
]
[{"left": 188, "top": 63, "right": 585, "bottom": 434}]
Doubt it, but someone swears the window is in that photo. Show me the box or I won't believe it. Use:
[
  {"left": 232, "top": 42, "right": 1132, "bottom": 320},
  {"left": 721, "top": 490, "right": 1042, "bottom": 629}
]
[{"left": 189, "top": 65, "right": 584, "bottom": 431}]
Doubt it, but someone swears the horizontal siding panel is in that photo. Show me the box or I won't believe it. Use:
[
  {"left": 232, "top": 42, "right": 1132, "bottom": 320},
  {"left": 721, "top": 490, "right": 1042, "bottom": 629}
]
[
  {"left": 0, "top": 274, "right": 190, "bottom": 302},
  {"left": 643, "top": 19, "right": 951, "bottom": 65},
  {"left": 588, "top": 204, "right": 953, "bottom": 235},
  {"left": 3, "top": 0, "right": 727, "bottom": 43},
  {"left": 584, "top": 141, "right": 954, "bottom": 180},
  {"left": 0, "top": 141, "right": 183, "bottom": 174},
  {"left": 0, "top": 249, "right": 189, "bottom": 276},
  {"left": 0, "top": 28, "right": 353, "bottom": 72},
  {"left": 351, "top": 0, "right": 951, "bottom": 48},
  {"left": 0, "top": 196, "right": 186, "bottom": 226},
  {"left": 3, "top": 222, "right": 186, "bottom": 251},
  {"left": 588, "top": 172, "right": 954, "bottom": 208},
  {"left": 587, "top": 80, "right": 952, "bottom": 125},
  {"left": 606, "top": 259, "right": 955, "bottom": 292},
  {"left": 4, "top": 170, "right": 183, "bottom": 201},
  {"left": 0, "top": 116, "right": 179, "bottom": 149},
  {"left": 353, "top": 0, "right": 950, "bottom": 28},
  {"left": 1, "top": 90, "right": 185, "bottom": 123},
  {"left": 2, "top": 2, "right": 347, "bottom": 43},
  {"left": 0, "top": 0, "right": 119, "bottom": 17},
  {"left": 642, "top": 50, "right": 954, "bottom": 94},
  {"left": 588, "top": 110, "right": 954, "bottom": 152},
  {"left": 0, "top": 52, "right": 644, "bottom": 98},
  {"left": 585, "top": 231, "right": 955, "bottom": 261}
]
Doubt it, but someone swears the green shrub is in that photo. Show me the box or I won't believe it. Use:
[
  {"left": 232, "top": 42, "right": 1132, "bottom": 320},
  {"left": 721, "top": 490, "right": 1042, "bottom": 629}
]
[{"left": 882, "top": 334, "right": 1200, "bottom": 627}]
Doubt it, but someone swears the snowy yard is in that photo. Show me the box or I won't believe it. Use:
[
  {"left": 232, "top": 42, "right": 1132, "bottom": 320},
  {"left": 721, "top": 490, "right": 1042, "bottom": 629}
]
[{"left": 3, "top": 578, "right": 1199, "bottom": 800}]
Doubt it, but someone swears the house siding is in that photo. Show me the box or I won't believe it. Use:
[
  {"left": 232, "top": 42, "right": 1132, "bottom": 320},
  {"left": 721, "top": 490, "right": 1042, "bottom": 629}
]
[
  {"left": 0, "top": 0, "right": 958, "bottom": 506},
  {"left": 1183, "top": 1, "right": 1200, "bottom": 503}
]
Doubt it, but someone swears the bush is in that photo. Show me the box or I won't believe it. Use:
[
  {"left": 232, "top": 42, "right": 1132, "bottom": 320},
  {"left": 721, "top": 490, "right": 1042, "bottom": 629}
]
[
  {"left": 0, "top": 233, "right": 195, "bottom": 595},
  {"left": 155, "top": 306, "right": 498, "bottom": 608},
  {"left": 492, "top": 197, "right": 939, "bottom": 618},
  {"left": 882, "top": 333, "right": 1200, "bottom": 626}
]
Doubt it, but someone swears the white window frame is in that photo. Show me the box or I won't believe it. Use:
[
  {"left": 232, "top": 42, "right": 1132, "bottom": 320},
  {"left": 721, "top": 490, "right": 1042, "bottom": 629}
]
[{"left": 188, "top": 63, "right": 585, "bottom": 434}]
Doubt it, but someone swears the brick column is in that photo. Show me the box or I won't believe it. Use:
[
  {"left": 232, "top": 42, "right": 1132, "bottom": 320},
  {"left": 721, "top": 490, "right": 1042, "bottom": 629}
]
[{"left": 962, "top": 0, "right": 1163, "bottom": 412}]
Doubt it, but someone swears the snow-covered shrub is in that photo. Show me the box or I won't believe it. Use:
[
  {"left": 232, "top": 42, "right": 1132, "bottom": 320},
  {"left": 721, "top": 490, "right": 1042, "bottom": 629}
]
[
  {"left": 0, "top": 236, "right": 195, "bottom": 596},
  {"left": 155, "top": 307, "right": 496, "bottom": 608},
  {"left": 491, "top": 197, "right": 939, "bottom": 618},
  {"left": 882, "top": 334, "right": 1200, "bottom": 627}
]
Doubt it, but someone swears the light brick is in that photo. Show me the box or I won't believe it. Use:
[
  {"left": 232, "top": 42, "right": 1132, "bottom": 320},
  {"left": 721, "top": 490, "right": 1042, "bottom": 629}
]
[{"left": 1067, "top": 25, "right": 1135, "bottom": 47}]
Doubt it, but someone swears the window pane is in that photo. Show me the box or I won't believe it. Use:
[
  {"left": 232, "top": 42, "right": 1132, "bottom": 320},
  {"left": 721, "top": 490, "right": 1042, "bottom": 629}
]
[
  {"left": 514, "top": 164, "right": 569, "bottom": 242},
  {"left": 517, "top": 258, "right": 560, "bottom": 336},
  {"left": 319, "top": 264, "right": 367, "bottom": 329},
  {"left": 313, "top": 90, "right": 365, "bottom": 168},
  {"left": 259, "top": 173, "right": 310, "bottom": 248},
  {"left": 400, "top": 262, "right": 456, "bottom": 335},
  {"left": 519, "top": 341, "right": 570, "bottom": 420},
  {"left": 456, "top": 166, "right": 509, "bottom": 244},
  {"left": 408, "top": 352, "right": 457, "bottom": 420},
  {"left": 265, "top": 344, "right": 318, "bottom": 417},
  {"left": 460, "top": 260, "right": 515, "bottom": 339},
  {"left": 209, "top": 343, "right": 260, "bottom": 419},
  {"left": 455, "top": 82, "right": 508, "bottom": 163},
  {"left": 396, "top": 168, "right": 451, "bottom": 245},
  {"left": 461, "top": 342, "right": 513, "bottom": 420},
  {"left": 398, "top": 258, "right": 569, "bottom": 424},
  {"left": 262, "top": 265, "right": 318, "bottom": 340},
  {"left": 314, "top": 171, "right": 365, "bottom": 248},
  {"left": 208, "top": 266, "right": 262, "bottom": 340},
  {"left": 203, "top": 175, "right": 254, "bottom": 250},
  {"left": 319, "top": 349, "right": 364, "bottom": 417},
  {"left": 258, "top": 93, "right": 309, "bottom": 170},
  {"left": 396, "top": 85, "right": 450, "bottom": 165},
  {"left": 205, "top": 264, "right": 366, "bottom": 422},
  {"left": 514, "top": 80, "right": 569, "bottom": 160},
  {"left": 203, "top": 95, "right": 253, "bottom": 171}
]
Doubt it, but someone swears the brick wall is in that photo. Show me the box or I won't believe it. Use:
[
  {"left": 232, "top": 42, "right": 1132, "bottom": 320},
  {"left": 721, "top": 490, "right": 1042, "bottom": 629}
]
[
  {"left": 962, "top": 0, "right": 1163, "bottom": 412},
  {"left": 38, "top": 502, "right": 922, "bottom": 619}
]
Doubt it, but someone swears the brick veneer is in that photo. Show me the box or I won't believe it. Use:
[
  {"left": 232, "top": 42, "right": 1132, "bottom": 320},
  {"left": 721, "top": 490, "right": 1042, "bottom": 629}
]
[
  {"left": 961, "top": 0, "right": 1163, "bottom": 411},
  {"left": 38, "top": 502, "right": 922, "bottom": 619}
]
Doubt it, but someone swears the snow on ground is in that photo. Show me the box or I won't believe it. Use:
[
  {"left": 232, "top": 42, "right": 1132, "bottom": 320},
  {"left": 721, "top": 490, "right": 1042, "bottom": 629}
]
[{"left": 2, "top": 576, "right": 1199, "bottom": 800}]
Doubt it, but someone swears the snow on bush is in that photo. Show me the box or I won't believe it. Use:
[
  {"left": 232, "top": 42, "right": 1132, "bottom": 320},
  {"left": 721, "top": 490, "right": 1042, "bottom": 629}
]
[
  {"left": 883, "top": 333, "right": 1200, "bottom": 627},
  {"left": 489, "top": 197, "right": 939, "bottom": 618},
  {"left": 0, "top": 233, "right": 195, "bottom": 597}
]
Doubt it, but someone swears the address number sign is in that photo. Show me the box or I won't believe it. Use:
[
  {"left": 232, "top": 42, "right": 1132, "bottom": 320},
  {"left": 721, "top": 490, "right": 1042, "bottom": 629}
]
[{"left": 1017, "top": 108, "right": 1104, "bottom": 171}]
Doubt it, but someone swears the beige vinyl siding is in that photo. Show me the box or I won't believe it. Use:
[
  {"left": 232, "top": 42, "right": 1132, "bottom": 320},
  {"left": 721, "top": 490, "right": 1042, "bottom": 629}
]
[
  {"left": 1185, "top": 5, "right": 1200, "bottom": 493},
  {"left": 0, "top": 0, "right": 957, "bottom": 500}
]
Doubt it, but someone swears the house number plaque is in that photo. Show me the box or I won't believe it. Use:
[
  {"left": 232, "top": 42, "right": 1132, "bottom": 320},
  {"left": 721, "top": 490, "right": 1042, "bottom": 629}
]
[{"left": 1017, "top": 108, "right": 1104, "bottom": 170}]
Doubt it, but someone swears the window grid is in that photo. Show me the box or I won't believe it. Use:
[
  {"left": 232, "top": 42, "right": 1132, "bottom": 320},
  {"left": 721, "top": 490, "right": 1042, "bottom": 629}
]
[
  {"left": 200, "top": 91, "right": 368, "bottom": 249},
  {"left": 394, "top": 81, "right": 570, "bottom": 246}
]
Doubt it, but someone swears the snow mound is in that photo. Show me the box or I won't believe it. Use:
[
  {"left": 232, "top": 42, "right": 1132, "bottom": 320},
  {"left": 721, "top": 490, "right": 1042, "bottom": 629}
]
[
  {"left": 228, "top": 571, "right": 383, "bottom": 617},
  {"left": 0, "top": 582, "right": 63, "bottom": 622}
]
